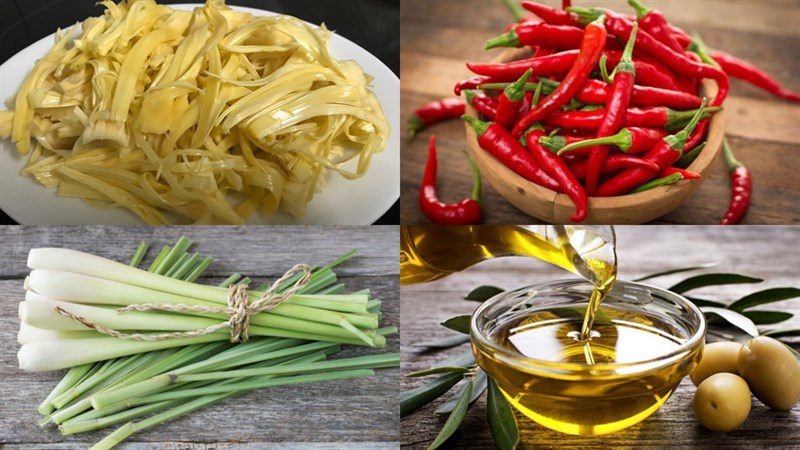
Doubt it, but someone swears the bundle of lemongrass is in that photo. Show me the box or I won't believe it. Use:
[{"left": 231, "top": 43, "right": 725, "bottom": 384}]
[{"left": 18, "top": 237, "right": 398, "bottom": 449}]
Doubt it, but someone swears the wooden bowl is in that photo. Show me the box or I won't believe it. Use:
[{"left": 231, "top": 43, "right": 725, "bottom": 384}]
[{"left": 465, "top": 48, "right": 725, "bottom": 224}]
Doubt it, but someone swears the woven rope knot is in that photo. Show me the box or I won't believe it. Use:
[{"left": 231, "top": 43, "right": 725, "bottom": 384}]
[{"left": 55, "top": 263, "right": 312, "bottom": 343}]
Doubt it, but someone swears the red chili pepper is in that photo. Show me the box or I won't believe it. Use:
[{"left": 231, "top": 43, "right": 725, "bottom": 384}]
[
  {"left": 518, "top": 90, "right": 535, "bottom": 118},
  {"left": 467, "top": 50, "right": 581, "bottom": 81},
  {"left": 527, "top": 136, "right": 587, "bottom": 222},
  {"left": 496, "top": 69, "right": 533, "bottom": 129},
  {"left": 522, "top": 1, "right": 579, "bottom": 26},
  {"left": 455, "top": 76, "right": 493, "bottom": 96},
  {"left": 659, "top": 167, "right": 701, "bottom": 180},
  {"left": 513, "top": 16, "right": 607, "bottom": 136},
  {"left": 570, "top": 8, "right": 729, "bottom": 107},
  {"left": 485, "top": 22, "right": 585, "bottom": 51},
  {"left": 419, "top": 136, "right": 483, "bottom": 225},
  {"left": 569, "top": 153, "right": 660, "bottom": 179},
  {"left": 585, "top": 23, "right": 638, "bottom": 195},
  {"left": 562, "top": 0, "right": 572, "bottom": 9},
  {"left": 628, "top": 0, "right": 684, "bottom": 52},
  {"left": 711, "top": 51, "right": 800, "bottom": 103},
  {"left": 546, "top": 126, "right": 667, "bottom": 155},
  {"left": 719, "top": 139, "right": 752, "bottom": 225},
  {"left": 407, "top": 98, "right": 466, "bottom": 139},
  {"left": 577, "top": 79, "right": 701, "bottom": 109},
  {"left": 462, "top": 115, "right": 562, "bottom": 192},
  {"left": 602, "top": 50, "right": 680, "bottom": 91},
  {"left": 542, "top": 105, "right": 720, "bottom": 131},
  {"left": 683, "top": 118, "right": 709, "bottom": 153},
  {"left": 464, "top": 90, "right": 499, "bottom": 120},
  {"left": 595, "top": 99, "right": 707, "bottom": 197}
]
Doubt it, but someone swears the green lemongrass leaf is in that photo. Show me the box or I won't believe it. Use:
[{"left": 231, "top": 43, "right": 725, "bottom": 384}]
[
  {"left": 487, "top": 378, "right": 519, "bottom": 450},
  {"left": 669, "top": 273, "right": 763, "bottom": 294},
  {"left": 701, "top": 307, "right": 759, "bottom": 337},
  {"left": 633, "top": 262, "right": 717, "bottom": 282},
  {"left": 428, "top": 378, "right": 473, "bottom": 450},
  {"left": 686, "top": 297, "right": 727, "bottom": 308},
  {"left": 401, "top": 372, "right": 463, "bottom": 417},
  {"left": 763, "top": 328, "right": 800, "bottom": 338},
  {"left": 436, "top": 369, "right": 487, "bottom": 414},
  {"left": 407, "top": 366, "right": 471, "bottom": 378},
  {"left": 465, "top": 286, "right": 505, "bottom": 302},
  {"left": 742, "top": 310, "right": 793, "bottom": 325},
  {"left": 413, "top": 334, "right": 471, "bottom": 349},
  {"left": 441, "top": 315, "right": 471, "bottom": 334},
  {"left": 728, "top": 287, "right": 800, "bottom": 312}
]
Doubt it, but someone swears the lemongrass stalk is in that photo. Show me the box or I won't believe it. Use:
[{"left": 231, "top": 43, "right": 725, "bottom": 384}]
[
  {"left": 62, "top": 351, "right": 331, "bottom": 433},
  {"left": 163, "top": 253, "right": 190, "bottom": 278},
  {"left": 238, "top": 276, "right": 251, "bottom": 286},
  {"left": 37, "top": 363, "right": 92, "bottom": 415},
  {"left": 257, "top": 265, "right": 320, "bottom": 291},
  {"left": 89, "top": 369, "right": 375, "bottom": 450},
  {"left": 146, "top": 246, "right": 170, "bottom": 271},
  {"left": 219, "top": 273, "right": 241, "bottom": 288},
  {"left": 184, "top": 257, "right": 212, "bottom": 282},
  {"left": 153, "top": 236, "right": 192, "bottom": 275},
  {"left": 128, "top": 242, "right": 148, "bottom": 268},
  {"left": 316, "top": 283, "right": 345, "bottom": 294},
  {"left": 19, "top": 323, "right": 99, "bottom": 344},
  {"left": 367, "top": 299, "right": 381, "bottom": 312},
  {"left": 27, "top": 270, "right": 372, "bottom": 322},
  {"left": 51, "top": 353, "right": 152, "bottom": 409}
]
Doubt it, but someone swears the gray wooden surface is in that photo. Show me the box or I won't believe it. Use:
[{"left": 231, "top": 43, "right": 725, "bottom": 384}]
[
  {"left": 401, "top": 226, "right": 800, "bottom": 448},
  {"left": 0, "top": 226, "right": 400, "bottom": 449}
]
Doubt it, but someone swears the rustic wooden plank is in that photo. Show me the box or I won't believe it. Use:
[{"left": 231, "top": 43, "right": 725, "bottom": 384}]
[
  {"left": 400, "top": 0, "right": 800, "bottom": 224},
  {"left": 401, "top": 225, "right": 800, "bottom": 448},
  {"left": 2, "top": 226, "right": 399, "bottom": 447}
]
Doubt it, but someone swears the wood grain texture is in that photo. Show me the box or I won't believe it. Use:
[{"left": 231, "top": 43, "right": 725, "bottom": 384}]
[
  {"left": 400, "top": 226, "right": 800, "bottom": 448},
  {"left": 0, "top": 226, "right": 400, "bottom": 448},
  {"left": 400, "top": 0, "right": 800, "bottom": 224}
]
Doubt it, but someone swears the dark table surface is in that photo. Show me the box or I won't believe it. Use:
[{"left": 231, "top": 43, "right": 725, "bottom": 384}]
[
  {"left": 1, "top": 225, "right": 400, "bottom": 448},
  {"left": 0, "top": 0, "right": 400, "bottom": 224},
  {"left": 400, "top": 225, "right": 800, "bottom": 448}
]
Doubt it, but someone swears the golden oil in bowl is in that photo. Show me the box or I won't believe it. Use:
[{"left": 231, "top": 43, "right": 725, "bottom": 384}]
[{"left": 471, "top": 280, "right": 705, "bottom": 436}]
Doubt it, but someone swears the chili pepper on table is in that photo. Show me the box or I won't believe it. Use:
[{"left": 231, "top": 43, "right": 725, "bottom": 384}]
[
  {"left": 462, "top": 115, "right": 562, "bottom": 192},
  {"left": 569, "top": 8, "right": 730, "bottom": 107},
  {"left": 568, "top": 153, "right": 660, "bottom": 179},
  {"left": 419, "top": 135, "right": 483, "bottom": 225},
  {"left": 546, "top": 126, "right": 668, "bottom": 155},
  {"left": 407, "top": 97, "right": 466, "bottom": 139},
  {"left": 630, "top": 172, "right": 684, "bottom": 193},
  {"left": 594, "top": 98, "right": 707, "bottom": 197},
  {"left": 585, "top": 22, "right": 639, "bottom": 195},
  {"left": 719, "top": 138, "right": 752, "bottom": 225},
  {"left": 485, "top": 22, "right": 585, "bottom": 50},
  {"left": 496, "top": 69, "right": 533, "bottom": 129},
  {"left": 659, "top": 167, "right": 701, "bottom": 180},
  {"left": 542, "top": 105, "right": 720, "bottom": 131},
  {"left": 710, "top": 50, "right": 800, "bottom": 103},
  {"left": 512, "top": 16, "right": 607, "bottom": 136},
  {"left": 464, "top": 90, "right": 499, "bottom": 120},
  {"left": 627, "top": 0, "right": 684, "bottom": 53},
  {"left": 527, "top": 136, "right": 587, "bottom": 222}
]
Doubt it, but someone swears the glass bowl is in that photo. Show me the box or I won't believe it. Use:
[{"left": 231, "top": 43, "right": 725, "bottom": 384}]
[{"left": 470, "top": 279, "right": 706, "bottom": 435}]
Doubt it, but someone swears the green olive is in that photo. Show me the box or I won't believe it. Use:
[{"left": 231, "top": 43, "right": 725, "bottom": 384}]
[
  {"left": 694, "top": 373, "right": 751, "bottom": 432},
  {"left": 690, "top": 341, "right": 741, "bottom": 386},
  {"left": 737, "top": 336, "right": 800, "bottom": 410}
]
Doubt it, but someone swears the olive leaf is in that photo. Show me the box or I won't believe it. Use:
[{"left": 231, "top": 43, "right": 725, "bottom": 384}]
[
  {"left": 742, "top": 310, "right": 793, "bottom": 325},
  {"left": 686, "top": 297, "right": 727, "bottom": 308},
  {"left": 413, "top": 334, "right": 471, "bottom": 349},
  {"left": 441, "top": 315, "right": 471, "bottom": 334},
  {"left": 763, "top": 328, "right": 800, "bottom": 338},
  {"left": 465, "top": 285, "right": 505, "bottom": 302},
  {"left": 669, "top": 273, "right": 762, "bottom": 294},
  {"left": 701, "top": 307, "right": 759, "bottom": 337},
  {"left": 407, "top": 366, "right": 471, "bottom": 377},
  {"left": 487, "top": 378, "right": 519, "bottom": 450},
  {"left": 400, "top": 372, "right": 463, "bottom": 417},
  {"left": 633, "top": 262, "right": 717, "bottom": 282},
  {"left": 436, "top": 369, "right": 488, "bottom": 414},
  {"left": 727, "top": 287, "right": 800, "bottom": 312},
  {"left": 427, "top": 378, "right": 474, "bottom": 450}
]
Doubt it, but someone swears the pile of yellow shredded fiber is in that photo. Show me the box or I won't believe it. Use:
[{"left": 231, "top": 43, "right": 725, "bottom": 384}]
[{"left": 0, "top": 0, "right": 390, "bottom": 224}]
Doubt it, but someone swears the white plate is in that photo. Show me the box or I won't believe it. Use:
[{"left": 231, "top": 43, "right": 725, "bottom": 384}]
[{"left": 0, "top": 4, "right": 399, "bottom": 225}]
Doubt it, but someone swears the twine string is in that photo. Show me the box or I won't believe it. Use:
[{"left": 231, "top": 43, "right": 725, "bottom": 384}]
[{"left": 55, "top": 264, "right": 312, "bottom": 342}]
